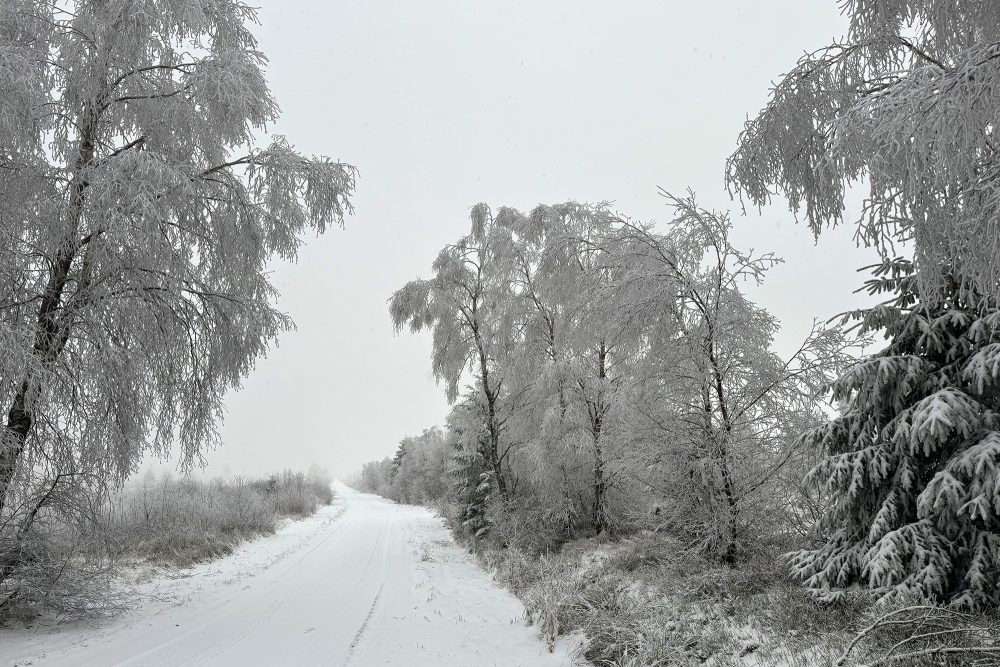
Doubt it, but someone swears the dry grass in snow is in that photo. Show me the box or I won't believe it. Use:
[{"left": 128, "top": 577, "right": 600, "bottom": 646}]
[
  {"left": 1, "top": 470, "right": 334, "bottom": 624},
  {"left": 109, "top": 470, "right": 335, "bottom": 567},
  {"left": 476, "top": 532, "right": 1000, "bottom": 667}
]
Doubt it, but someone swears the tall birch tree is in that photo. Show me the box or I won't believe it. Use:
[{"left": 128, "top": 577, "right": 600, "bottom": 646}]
[
  {"left": 616, "top": 193, "right": 852, "bottom": 561},
  {"left": 0, "top": 0, "right": 355, "bottom": 530},
  {"left": 500, "top": 202, "right": 624, "bottom": 533},
  {"left": 549, "top": 205, "right": 626, "bottom": 534},
  {"left": 389, "top": 205, "right": 518, "bottom": 501}
]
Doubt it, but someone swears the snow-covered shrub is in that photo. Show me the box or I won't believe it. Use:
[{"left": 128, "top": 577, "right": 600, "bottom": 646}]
[
  {"left": 484, "top": 497, "right": 575, "bottom": 555},
  {"left": 260, "top": 470, "right": 334, "bottom": 517},
  {"left": 113, "top": 475, "right": 273, "bottom": 565},
  {"left": 791, "top": 260, "right": 1000, "bottom": 608},
  {"left": 0, "top": 473, "right": 124, "bottom": 623}
]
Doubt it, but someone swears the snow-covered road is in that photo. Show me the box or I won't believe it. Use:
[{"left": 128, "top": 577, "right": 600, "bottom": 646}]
[{"left": 0, "top": 485, "right": 578, "bottom": 666}]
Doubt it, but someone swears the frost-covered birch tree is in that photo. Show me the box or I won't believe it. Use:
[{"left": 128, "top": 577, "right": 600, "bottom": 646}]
[
  {"left": 389, "top": 205, "right": 518, "bottom": 501},
  {"left": 0, "top": 0, "right": 355, "bottom": 560},
  {"left": 546, "top": 206, "right": 628, "bottom": 535},
  {"left": 492, "top": 204, "right": 579, "bottom": 529},
  {"left": 726, "top": 0, "right": 1000, "bottom": 304},
  {"left": 615, "top": 193, "right": 852, "bottom": 561},
  {"left": 499, "top": 202, "right": 627, "bottom": 534}
]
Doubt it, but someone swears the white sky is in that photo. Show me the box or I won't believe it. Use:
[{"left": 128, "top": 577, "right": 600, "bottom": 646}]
[{"left": 169, "top": 1, "right": 879, "bottom": 480}]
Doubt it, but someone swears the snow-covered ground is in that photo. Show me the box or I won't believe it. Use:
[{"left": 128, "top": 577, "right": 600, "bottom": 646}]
[{"left": 0, "top": 484, "right": 579, "bottom": 666}]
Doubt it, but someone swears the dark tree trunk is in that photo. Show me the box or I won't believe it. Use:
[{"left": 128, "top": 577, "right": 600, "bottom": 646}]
[
  {"left": 476, "top": 340, "right": 509, "bottom": 502},
  {"left": 0, "top": 109, "right": 95, "bottom": 515},
  {"left": 707, "top": 336, "right": 740, "bottom": 563},
  {"left": 0, "top": 231, "right": 81, "bottom": 514},
  {"left": 592, "top": 343, "right": 608, "bottom": 533},
  {"left": 592, "top": 426, "right": 606, "bottom": 533},
  {"left": 0, "top": 384, "right": 33, "bottom": 516}
]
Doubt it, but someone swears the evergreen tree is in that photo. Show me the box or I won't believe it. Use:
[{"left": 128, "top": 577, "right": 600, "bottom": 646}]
[
  {"left": 791, "top": 259, "right": 1000, "bottom": 608},
  {"left": 446, "top": 398, "right": 491, "bottom": 538},
  {"left": 390, "top": 441, "right": 407, "bottom": 480}
]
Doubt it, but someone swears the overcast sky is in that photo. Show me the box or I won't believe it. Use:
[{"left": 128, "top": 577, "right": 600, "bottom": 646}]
[{"left": 166, "top": 1, "right": 879, "bottom": 480}]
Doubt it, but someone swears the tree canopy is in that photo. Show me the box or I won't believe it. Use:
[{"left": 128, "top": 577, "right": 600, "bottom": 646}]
[
  {"left": 385, "top": 195, "right": 852, "bottom": 560},
  {"left": 727, "top": 0, "right": 1000, "bottom": 304}
]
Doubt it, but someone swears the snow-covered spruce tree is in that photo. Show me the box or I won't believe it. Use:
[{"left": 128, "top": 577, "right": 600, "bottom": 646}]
[
  {"left": 727, "top": 0, "right": 1000, "bottom": 305},
  {"left": 0, "top": 0, "right": 355, "bottom": 589},
  {"left": 445, "top": 396, "right": 492, "bottom": 538},
  {"left": 388, "top": 440, "right": 409, "bottom": 500},
  {"left": 790, "top": 258, "right": 1000, "bottom": 608}
]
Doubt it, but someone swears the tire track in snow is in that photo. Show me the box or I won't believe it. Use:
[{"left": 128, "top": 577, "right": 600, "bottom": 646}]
[
  {"left": 341, "top": 582, "right": 385, "bottom": 666},
  {"left": 340, "top": 508, "right": 394, "bottom": 665}
]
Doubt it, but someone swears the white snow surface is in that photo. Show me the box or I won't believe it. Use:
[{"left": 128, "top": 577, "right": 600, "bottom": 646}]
[{"left": 0, "top": 484, "right": 578, "bottom": 666}]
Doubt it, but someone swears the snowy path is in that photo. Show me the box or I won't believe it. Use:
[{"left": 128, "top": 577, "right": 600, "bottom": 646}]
[{"left": 0, "top": 485, "right": 578, "bottom": 666}]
